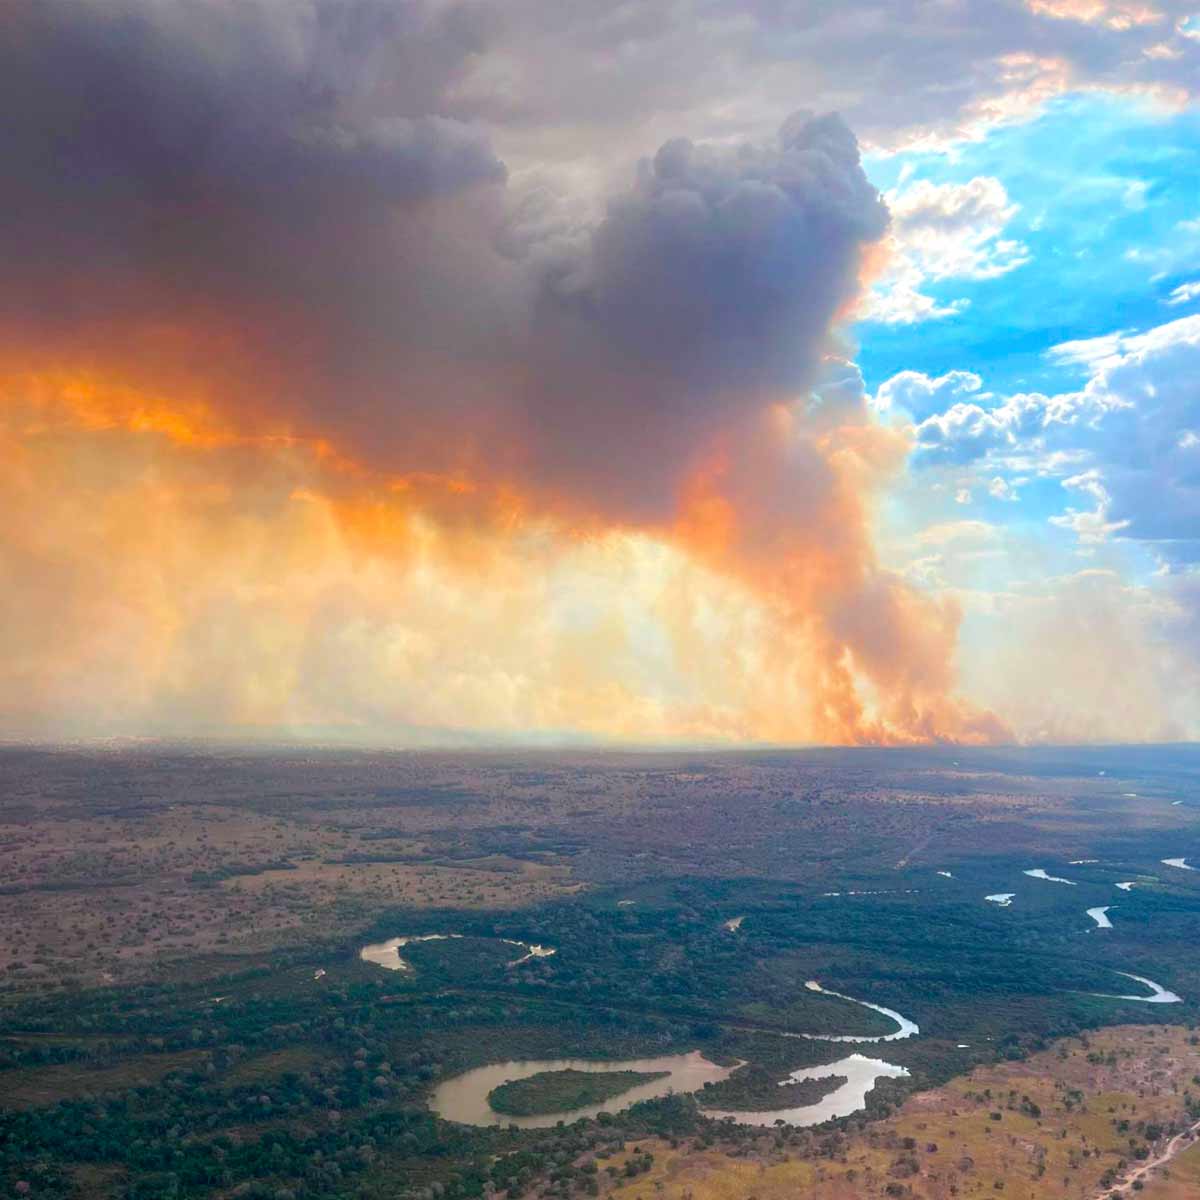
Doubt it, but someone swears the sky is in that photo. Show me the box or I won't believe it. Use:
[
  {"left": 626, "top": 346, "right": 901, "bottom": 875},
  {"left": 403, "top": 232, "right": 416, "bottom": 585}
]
[{"left": 1, "top": 0, "right": 1198, "bottom": 746}]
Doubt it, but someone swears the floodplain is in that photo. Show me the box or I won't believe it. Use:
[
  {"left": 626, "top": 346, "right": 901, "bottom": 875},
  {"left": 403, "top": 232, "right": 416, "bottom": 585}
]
[{"left": 2, "top": 744, "right": 1199, "bottom": 1199}]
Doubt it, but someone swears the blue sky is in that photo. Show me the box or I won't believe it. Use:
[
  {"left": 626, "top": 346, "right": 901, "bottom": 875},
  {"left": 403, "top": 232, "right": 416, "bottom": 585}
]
[
  {"left": 844, "top": 89, "right": 1200, "bottom": 739},
  {"left": 857, "top": 93, "right": 1200, "bottom": 396}
]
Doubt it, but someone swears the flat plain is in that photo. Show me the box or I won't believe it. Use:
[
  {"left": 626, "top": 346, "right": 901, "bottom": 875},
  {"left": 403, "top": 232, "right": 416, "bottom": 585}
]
[{"left": 2, "top": 744, "right": 1199, "bottom": 1200}]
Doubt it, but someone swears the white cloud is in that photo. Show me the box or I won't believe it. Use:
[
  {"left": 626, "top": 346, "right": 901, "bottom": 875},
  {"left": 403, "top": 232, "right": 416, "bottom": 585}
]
[
  {"left": 890, "top": 178, "right": 1030, "bottom": 280},
  {"left": 862, "top": 177, "right": 1030, "bottom": 324},
  {"left": 910, "top": 312, "right": 1200, "bottom": 562},
  {"left": 874, "top": 369, "right": 986, "bottom": 418},
  {"left": 1048, "top": 330, "right": 1130, "bottom": 369},
  {"left": 1049, "top": 312, "right": 1200, "bottom": 366},
  {"left": 916, "top": 519, "right": 1001, "bottom": 547},
  {"left": 1166, "top": 279, "right": 1200, "bottom": 304},
  {"left": 901, "top": 553, "right": 948, "bottom": 587},
  {"left": 1049, "top": 470, "right": 1131, "bottom": 543},
  {"left": 911, "top": 388, "right": 1100, "bottom": 466},
  {"left": 1122, "top": 178, "right": 1150, "bottom": 209}
]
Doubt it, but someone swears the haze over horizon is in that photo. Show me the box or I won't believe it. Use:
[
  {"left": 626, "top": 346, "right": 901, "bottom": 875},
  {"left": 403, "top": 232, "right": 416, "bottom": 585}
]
[{"left": 3, "top": 1, "right": 1199, "bottom": 746}]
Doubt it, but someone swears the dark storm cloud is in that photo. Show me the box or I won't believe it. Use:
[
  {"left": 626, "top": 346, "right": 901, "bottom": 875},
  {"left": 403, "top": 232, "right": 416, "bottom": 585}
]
[
  {"left": 5, "top": 0, "right": 1197, "bottom": 404},
  {"left": 543, "top": 114, "right": 887, "bottom": 390},
  {"left": 0, "top": 0, "right": 1019, "bottom": 743},
  {"left": 0, "top": 0, "right": 894, "bottom": 526},
  {"left": 449, "top": 0, "right": 1200, "bottom": 176},
  {"left": 0, "top": 1, "right": 504, "bottom": 336},
  {"left": 508, "top": 113, "right": 889, "bottom": 515}
]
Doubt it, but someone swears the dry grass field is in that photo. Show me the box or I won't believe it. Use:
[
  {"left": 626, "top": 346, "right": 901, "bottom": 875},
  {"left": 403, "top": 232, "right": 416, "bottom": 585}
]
[
  {"left": 4, "top": 744, "right": 1195, "bottom": 994},
  {"left": 1135, "top": 1140, "right": 1200, "bottom": 1198},
  {"left": 598, "top": 1025, "right": 1200, "bottom": 1200},
  {"left": 0, "top": 750, "right": 582, "bottom": 992}
]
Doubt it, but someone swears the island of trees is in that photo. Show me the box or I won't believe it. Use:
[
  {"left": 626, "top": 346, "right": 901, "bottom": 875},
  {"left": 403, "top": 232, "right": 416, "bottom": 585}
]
[{"left": 488, "top": 1069, "right": 670, "bottom": 1117}]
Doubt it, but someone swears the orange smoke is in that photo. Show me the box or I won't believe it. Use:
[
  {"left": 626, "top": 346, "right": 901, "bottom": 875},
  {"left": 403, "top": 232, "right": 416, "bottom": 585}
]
[
  {"left": 672, "top": 402, "right": 1008, "bottom": 744},
  {"left": 0, "top": 359, "right": 1009, "bottom": 745}
]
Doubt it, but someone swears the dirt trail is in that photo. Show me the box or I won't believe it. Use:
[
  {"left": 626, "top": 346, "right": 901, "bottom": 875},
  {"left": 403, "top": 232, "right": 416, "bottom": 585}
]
[{"left": 1101, "top": 1117, "right": 1200, "bottom": 1196}]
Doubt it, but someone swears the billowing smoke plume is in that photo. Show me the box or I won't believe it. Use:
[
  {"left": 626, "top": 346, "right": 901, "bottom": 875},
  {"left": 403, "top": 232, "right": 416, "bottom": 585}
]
[{"left": 0, "top": 0, "right": 1006, "bottom": 743}]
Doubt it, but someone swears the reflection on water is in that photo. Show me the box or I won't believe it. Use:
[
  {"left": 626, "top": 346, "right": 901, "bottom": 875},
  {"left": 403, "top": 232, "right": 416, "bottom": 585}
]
[
  {"left": 504, "top": 940, "right": 556, "bottom": 965},
  {"left": 429, "top": 979, "right": 920, "bottom": 1130},
  {"left": 360, "top": 934, "right": 556, "bottom": 972},
  {"left": 360, "top": 934, "right": 462, "bottom": 972},
  {"left": 704, "top": 1054, "right": 910, "bottom": 1127},
  {"left": 1098, "top": 971, "right": 1183, "bottom": 1004},
  {"left": 428, "top": 1051, "right": 736, "bottom": 1129},
  {"left": 801, "top": 981, "right": 918, "bottom": 1043},
  {"left": 429, "top": 1049, "right": 911, "bottom": 1131},
  {"left": 1024, "top": 868, "right": 1076, "bottom": 885}
]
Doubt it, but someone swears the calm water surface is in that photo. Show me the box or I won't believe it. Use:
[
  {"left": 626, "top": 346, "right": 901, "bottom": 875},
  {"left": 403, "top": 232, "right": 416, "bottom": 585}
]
[{"left": 428, "top": 1052, "right": 736, "bottom": 1129}]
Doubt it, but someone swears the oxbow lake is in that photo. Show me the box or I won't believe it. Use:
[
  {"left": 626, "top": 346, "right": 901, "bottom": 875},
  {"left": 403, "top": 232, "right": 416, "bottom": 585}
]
[
  {"left": 362, "top": 899, "right": 1180, "bottom": 1133},
  {"left": 425, "top": 980, "right": 920, "bottom": 1129},
  {"left": 359, "top": 934, "right": 555, "bottom": 972}
]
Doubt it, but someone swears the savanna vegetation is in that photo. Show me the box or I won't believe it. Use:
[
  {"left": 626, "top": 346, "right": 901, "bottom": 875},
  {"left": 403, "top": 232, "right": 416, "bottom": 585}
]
[{"left": 3, "top": 745, "right": 1199, "bottom": 1199}]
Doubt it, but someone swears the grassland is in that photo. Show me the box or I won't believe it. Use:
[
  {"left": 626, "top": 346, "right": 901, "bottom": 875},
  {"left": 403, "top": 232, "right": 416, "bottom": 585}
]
[
  {"left": 4, "top": 743, "right": 1196, "bottom": 996},
  {"left": 600, "top": 1024, "right": 1200, "bottom": 1200},
  {"left": 1136, "top": 1138, "right": 1200, "bottom": 1198},
  {"left": 2, "top": 744, "right": 1199, "bottom": 1200}
]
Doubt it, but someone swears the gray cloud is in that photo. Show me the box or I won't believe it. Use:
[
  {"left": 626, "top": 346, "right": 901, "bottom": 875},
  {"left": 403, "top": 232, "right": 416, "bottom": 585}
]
[
  {"left": 1, "top": 0, "right": 895, "bottom": 525},
  {"left": 448, "top": 0, "right": 1200, "bottom": 180},
  {"left": 906, "top": 314, "right": 1200, "bottom": 563},
  {"left": 510, "top": 114, "right": 889, "bottom": 514},
  {"left": 0, "top": 0, "right": 1030, "bottom": 742},
  {"left": 0, "top": 1, "right": 506, "bottom": 339},
  {"left": 549, "top": 115, "right": 887, "bottom": 386}
]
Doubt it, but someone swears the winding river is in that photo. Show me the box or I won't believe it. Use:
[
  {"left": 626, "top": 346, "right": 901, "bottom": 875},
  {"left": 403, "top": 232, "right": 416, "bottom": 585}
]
[
  {"left": 702, "top": 1055, "right": 910, "bottom": 1127},
  {"left": 1093, "top": 972, "right": 1182, "bottom": 1004},
  {"left": 1024, "top": 867, "right": 1076, "bottom": 885},
  {"left": 799, "top": 980, "right": 919, "bottom": 1043},
  {"left": 360, "top": 933, "right": 462, "bottom": 971},
  {"left": 360, "top": 933, "right": 556, "bottom": 972},
  {"left": 1162, "top": 857, "right": 1196, "bottom": 871},
  {"left": 425, "top": 979, "right": 918, "bottom": 1130},
  {"left": 364, "top": 882, "right": 1182, "bottom": 1136},
  {"left": 428, "top": 1051, "right": 736, "bottom": 1129}
]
